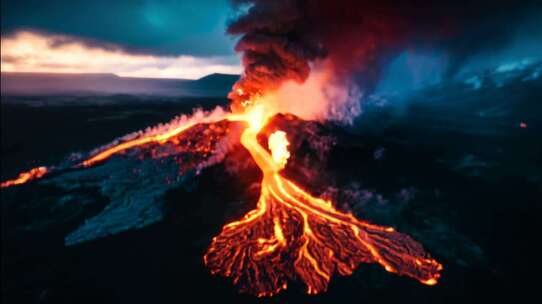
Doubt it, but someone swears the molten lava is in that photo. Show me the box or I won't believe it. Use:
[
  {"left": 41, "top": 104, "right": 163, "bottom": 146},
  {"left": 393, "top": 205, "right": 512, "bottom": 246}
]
[
  {"left": 204, "top": 103, "right": 441, "bottom": 296},
  {"left": 1, "top": 166, "right": 47, "bottom": 188},
  {"left": 1, "top": 98, "right": 442, "bottom": 297}
]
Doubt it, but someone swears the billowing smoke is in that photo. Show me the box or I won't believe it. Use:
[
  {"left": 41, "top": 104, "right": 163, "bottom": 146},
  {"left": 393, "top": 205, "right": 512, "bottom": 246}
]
[{"left": 228, "top": 0, "right": 540, "bottom": 121}]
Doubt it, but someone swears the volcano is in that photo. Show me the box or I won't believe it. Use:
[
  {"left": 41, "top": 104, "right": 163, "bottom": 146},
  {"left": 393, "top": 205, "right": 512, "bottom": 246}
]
[
  {"left": 2, "top": 55, "right": 541, "bottom": 304},
  {"left": 1, "top": 91, "right": 442, "bottom": 296}
]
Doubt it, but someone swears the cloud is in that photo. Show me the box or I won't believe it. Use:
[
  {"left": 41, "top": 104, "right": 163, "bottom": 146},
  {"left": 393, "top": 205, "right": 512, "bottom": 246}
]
[
  {"left": 1, "top": 31, "right": 241, "bottom": 79},
  {"left": 1, "top": 0, "right": 236, "bottom": 56}
]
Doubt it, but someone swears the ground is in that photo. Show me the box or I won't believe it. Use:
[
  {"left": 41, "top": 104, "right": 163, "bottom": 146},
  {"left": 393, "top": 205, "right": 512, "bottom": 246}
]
[{"left": 1, "top": 64, "right": 541, "bottom": 303}]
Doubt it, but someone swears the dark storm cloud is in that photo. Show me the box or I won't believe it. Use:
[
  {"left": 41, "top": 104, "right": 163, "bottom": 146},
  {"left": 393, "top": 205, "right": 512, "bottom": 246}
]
[
  {"left": 1, "top": 0, "right": 236, "bottom": 56},
  {"left": 228, "top": 0, "right": 542, "bottom": 102}
]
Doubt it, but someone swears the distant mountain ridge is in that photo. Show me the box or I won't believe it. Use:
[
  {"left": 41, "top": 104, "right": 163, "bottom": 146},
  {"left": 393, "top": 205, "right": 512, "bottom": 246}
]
[{"left": 0, "top": 72, "right": 239, "bottom": 97}]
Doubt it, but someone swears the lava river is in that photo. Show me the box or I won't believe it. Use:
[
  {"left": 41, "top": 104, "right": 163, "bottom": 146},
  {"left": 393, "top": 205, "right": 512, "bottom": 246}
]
[
  {"left": 204, "top": 104, "right": 442, "bottom": 296},
  {"left": 1, "top": 102, "right": 442, "bottom": 297}
]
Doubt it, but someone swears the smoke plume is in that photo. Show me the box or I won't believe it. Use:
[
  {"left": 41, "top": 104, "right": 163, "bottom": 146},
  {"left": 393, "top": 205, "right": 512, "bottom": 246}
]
[{"left": 228, "top": 0, "right": 540, "bottom": 121}]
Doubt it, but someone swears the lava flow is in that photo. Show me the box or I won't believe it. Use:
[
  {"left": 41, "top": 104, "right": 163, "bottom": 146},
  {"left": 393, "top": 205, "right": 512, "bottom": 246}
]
[
  {"left": 1, "top": 97, "right": 443, "bottom": 297},
  {"left": 0, "top": 99, "right": 442, "bottom": 296},
  {"left": 204, "top": 103, "right": 442, "bottom": 296},
  {"left": 0, "top": 166, "right": 47, "bottom": 188}
]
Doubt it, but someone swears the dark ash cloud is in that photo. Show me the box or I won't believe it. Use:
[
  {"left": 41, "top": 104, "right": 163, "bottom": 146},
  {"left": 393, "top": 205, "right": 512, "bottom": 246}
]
[{"left": 228, "top": 0, "right": 542, "bottom": 104}]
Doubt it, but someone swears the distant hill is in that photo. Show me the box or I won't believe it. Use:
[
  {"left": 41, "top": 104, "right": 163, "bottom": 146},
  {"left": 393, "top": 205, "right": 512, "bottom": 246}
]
[
  {"left": 196, "top": 73, "right": 240, "bottom": 86},
  {"left": 0, "top": 72, "right": 239, "bottom": 97}
]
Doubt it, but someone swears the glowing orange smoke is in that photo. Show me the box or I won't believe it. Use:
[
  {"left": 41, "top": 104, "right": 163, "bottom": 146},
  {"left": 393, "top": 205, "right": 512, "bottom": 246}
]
[
  {"left": 1, "top": 166, "right": 47, "bottom": 188},
  {"left": 0, "top": 97, "right": 442, "bottom": 297}
]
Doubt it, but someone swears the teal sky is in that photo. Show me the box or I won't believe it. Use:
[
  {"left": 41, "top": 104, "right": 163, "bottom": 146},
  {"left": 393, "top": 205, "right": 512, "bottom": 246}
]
[{"left": 1, "top": 0, "right": 237, "bottom": 57}]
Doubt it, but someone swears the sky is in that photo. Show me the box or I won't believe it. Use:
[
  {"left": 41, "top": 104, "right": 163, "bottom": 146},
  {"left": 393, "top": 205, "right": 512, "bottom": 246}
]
[
  {"left": 1, "top": 0, "right": 541, "bottom": 84},
  {"left": 0, "top": 0, "right": 241, "bottom": 79},
  {"left": 375, "top": 10, "right": 542, "bottom": 94}
]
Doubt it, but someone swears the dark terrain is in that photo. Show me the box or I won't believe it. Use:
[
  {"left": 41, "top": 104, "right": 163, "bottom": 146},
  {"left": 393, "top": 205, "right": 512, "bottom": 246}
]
[
  {"left": 1, "top": 64, "right": 541, "bottom": 303},
  {"left": 1, "top": 72, "right": 239, "bottom": 97}
]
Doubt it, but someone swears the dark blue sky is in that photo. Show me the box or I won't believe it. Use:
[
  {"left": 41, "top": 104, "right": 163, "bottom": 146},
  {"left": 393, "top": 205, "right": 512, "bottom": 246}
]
[
  {"left": 2, "top": 0, "right": 541, "bottom": 83},
  {"left": 1, "top": 0, "right": 236, "bottom": 56}
]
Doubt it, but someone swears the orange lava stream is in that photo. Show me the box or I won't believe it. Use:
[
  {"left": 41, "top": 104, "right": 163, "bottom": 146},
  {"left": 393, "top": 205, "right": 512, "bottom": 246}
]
[
  {"left": 81, "top": 112, "right": 230, "bottom": 167},
  {"left": 204, "top": 104, "right": 442, "bottom": 297},
  {"left": 1, "top": 109, "right": 231, "bottom": 188},
  {"left": 0, "top": 167, "right": 48, "bottom": 188},
  {"left": 0, "top": 97, "right": 442, "bottom": 298}
]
